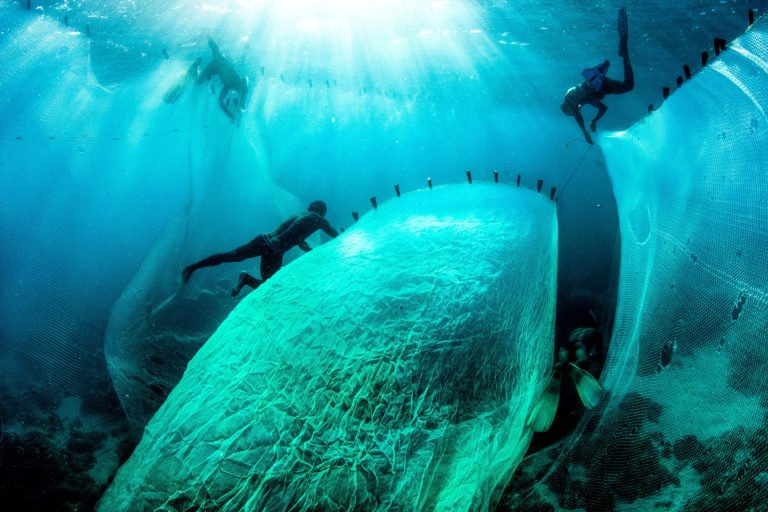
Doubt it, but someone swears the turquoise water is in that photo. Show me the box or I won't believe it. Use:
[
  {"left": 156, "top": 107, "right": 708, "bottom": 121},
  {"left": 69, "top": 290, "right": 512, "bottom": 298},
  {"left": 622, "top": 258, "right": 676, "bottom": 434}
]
[{"left": 0, "top": 1, "right": 760, "bottom": 510}]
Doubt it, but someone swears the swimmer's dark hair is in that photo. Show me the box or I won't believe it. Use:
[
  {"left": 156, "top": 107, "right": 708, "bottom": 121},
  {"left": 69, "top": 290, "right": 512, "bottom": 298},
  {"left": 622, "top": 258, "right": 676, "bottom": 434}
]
[{"left": 308, "top": 200, "right": 327, "bottom": 216}]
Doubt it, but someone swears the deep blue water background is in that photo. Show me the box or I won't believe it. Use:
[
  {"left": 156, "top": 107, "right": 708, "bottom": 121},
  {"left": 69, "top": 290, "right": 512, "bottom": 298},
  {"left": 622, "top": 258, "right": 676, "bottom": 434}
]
[{"left": 0, "top": 0, "right": 760, "bottom": 508}]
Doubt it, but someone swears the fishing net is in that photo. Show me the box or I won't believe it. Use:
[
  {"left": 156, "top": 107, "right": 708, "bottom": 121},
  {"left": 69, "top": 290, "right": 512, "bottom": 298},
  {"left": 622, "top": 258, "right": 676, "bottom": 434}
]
[
  {"left": 505, "top": 16, "right": 768, "bottom": 511},
  {"left": 98, "top": 184, "right": 558, "bottom": 511},
  {"left": 102, "top": 41, "right": 310, "bottom": 428},
  {"left": 103, "top": 125, "right": 291, "bottom": 428}
]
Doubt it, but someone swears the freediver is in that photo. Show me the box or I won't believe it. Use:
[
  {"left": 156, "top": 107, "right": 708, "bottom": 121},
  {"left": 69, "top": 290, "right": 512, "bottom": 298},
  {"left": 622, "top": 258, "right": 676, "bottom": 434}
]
[
  {"left": 561, "top": 7, "right": 634, "bottom": 145},
  {"left": 527, "top": 310, "right": 606, "bottom": 434},
  {"left": 196, "top": 36, "right": 249, "bottom": 122},
  {"left": 560, "top": 309, "right": 605, "bottom": 376},
  {"left": 162, "top": 35, "right": 249, "bottom": 122},
  {"left": 181, "top": 201, "right": 339, "bottom": 296}
]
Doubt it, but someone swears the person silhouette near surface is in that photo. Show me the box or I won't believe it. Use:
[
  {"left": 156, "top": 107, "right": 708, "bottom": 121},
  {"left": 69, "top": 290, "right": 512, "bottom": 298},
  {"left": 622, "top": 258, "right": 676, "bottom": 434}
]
[
  {"left": 162, "top": 35, "right": 249, "bottom": 122},
  {"left": 561, "top": 7, "right": 634, "bottom": 144}
]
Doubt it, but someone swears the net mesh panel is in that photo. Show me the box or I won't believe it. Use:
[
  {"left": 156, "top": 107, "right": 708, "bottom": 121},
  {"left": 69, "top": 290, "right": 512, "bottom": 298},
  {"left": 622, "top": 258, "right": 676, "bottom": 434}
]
[
  {"left": 104, "top": 125, "right": 288, "bottom": 428},
  {"left": 0, "top": 11, "right": 127, "bottom": 439},
  {"left": 103, "top": 210, "right": 234, "bottom": 428},
  {"left": 100, "top": 24, "right": 302, "bottom": 428},
  {"left": 506, "top": 16, "right": 768, "bottom": 512},
  {"left": 98, "top": 184, "right": 558, "bottom": 512}
]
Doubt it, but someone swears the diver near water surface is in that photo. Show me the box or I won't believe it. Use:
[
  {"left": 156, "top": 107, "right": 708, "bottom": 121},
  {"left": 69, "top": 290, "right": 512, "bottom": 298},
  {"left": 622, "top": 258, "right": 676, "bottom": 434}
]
[
  {"left": 181, "top": 201, "right": 339, "bottom": 296},
  {"left": 561, "top": 7, "right": 634, "bottom": 145},
  {"left": 196, "top": 36, "right": 249, "bottom": 122},
  {"left": 163, "top": 35, "right": 249, "bottom": 123}
]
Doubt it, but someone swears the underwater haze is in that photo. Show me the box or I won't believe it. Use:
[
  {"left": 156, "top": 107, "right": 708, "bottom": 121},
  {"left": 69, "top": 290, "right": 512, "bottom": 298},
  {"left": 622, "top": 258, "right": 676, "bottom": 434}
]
[{"left": 1, "top": 0, "right": 766, "bottom": 511}]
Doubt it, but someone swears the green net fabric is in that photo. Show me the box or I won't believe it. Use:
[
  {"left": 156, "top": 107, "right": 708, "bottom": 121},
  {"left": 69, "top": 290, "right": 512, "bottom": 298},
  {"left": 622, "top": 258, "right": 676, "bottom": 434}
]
[{"left": 99, "top": 184, "right": 558, "bottom": 511}]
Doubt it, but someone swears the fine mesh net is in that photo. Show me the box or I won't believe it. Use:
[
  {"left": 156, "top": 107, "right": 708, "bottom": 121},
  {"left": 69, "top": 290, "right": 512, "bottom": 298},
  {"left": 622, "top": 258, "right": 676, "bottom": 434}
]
[
  {"left": 98, "top": 184, "right": 558, "bottom": 511},
  {"left": 103, "top": 57, "right": 311, "bottom": 427},
  {"left": 0, "top": 11, "right": 136, "bottom": 456},
  {"left": 506, "top": 16, "right": 768, "bottom": 511}
]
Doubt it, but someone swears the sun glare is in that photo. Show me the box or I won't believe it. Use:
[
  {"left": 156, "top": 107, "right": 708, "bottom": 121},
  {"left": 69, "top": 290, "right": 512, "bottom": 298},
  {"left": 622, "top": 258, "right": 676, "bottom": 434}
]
[
  {"left": 155, "top": 0, "right": 496, "bottom": 104},
  {"left": 188, "top": 0, "right": 482, "bottom": 42},
  {"left": 230, "top": 0, "right": 465, "bottom": 29}
]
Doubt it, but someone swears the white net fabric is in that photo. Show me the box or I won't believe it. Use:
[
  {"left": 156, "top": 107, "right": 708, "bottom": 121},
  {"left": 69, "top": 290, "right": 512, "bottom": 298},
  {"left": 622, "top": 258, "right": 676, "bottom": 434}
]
[
  {"left": 506, "top": 16, "right": 768, "bottom": 512},
  {"left": 98, "top": 184, "right": 558, "bottom": 511},
  {"left": 104, "top": 118, "right": 296, "bottom": 427}
]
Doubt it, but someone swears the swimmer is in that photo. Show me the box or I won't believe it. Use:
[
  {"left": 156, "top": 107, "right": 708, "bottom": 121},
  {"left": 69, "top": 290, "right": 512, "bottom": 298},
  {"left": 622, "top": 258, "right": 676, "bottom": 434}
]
[
  {"left": 181, "top": 201, "right": 339, "bottom": 296},
  {"left": 196, "top": 36, "right": 249, "bottom": 122},
  {"left": 561, "top": 7, "right": 634, "bottom": 144}
]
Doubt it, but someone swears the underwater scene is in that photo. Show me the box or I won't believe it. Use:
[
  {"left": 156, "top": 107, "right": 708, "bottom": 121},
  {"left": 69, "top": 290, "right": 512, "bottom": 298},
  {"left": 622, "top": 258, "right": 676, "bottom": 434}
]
[{"left": 1, "top": 0, "right": 767, "bottom": 510}]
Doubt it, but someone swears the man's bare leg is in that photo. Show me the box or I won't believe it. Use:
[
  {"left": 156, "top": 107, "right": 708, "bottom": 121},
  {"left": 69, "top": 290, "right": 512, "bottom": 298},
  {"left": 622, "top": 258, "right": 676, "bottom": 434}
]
[{"left": 231, "top": 271, "right": 262, "bottom": 296}]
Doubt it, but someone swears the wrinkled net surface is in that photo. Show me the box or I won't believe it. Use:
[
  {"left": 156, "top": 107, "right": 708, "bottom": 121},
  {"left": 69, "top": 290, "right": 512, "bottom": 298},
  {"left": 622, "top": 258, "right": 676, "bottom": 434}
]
[
  {"left": 506, "top": 17, "right": 768, "bottom": 512},
  {"left": 98, "top": 184, "right": 558, "bottom": 511},
  {"left": 104, "top": 108, "right": 302, "bottom": 428}
]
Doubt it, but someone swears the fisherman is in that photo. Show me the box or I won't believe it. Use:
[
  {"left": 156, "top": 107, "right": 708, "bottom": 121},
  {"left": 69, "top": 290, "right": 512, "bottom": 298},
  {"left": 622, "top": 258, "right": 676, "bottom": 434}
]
[
  {"left": 561, "top": 7, "right": 634, "bottom": 144},
  {"left": 528, "top": 310, "right": 606, "bottom": 433},
  {"left": 196, "top": 36, "right": 249, "bottom": 122},
  {"left": 181, "top": 201, "right": 339, "bottom": 296},
  {"left": 560, "top": 309, "right": 605, "bottom": 374},
  {"left": 162, "top": 35, "right": 249, "bottom": 122}
]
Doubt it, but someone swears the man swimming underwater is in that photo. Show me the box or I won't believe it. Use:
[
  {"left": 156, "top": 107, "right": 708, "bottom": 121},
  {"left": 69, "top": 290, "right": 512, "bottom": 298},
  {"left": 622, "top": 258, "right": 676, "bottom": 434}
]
[
  {"left": 181, "top": 201, "right": 339, "bottom": 296},
  {"left": 196, "top": 36, "right": 249, "bottom": 122},
  {"left": 561, "top": 7, "right": 634, "bottom": 144},
  {"left": 163, "top": 35, "right": 248, "bottom": 122}
]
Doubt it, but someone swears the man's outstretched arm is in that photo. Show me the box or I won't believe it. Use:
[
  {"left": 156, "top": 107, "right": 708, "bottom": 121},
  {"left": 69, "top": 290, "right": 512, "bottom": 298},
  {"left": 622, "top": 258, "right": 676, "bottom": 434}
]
[
  {"left": 320, "top": 219, "right": 339, "bottom": 238},
  {"left": 574, "top": 110, "right": 593, "bottom": 145},
  {"left": 590, "top": 101, "right": 608, "bottom": 130}
]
